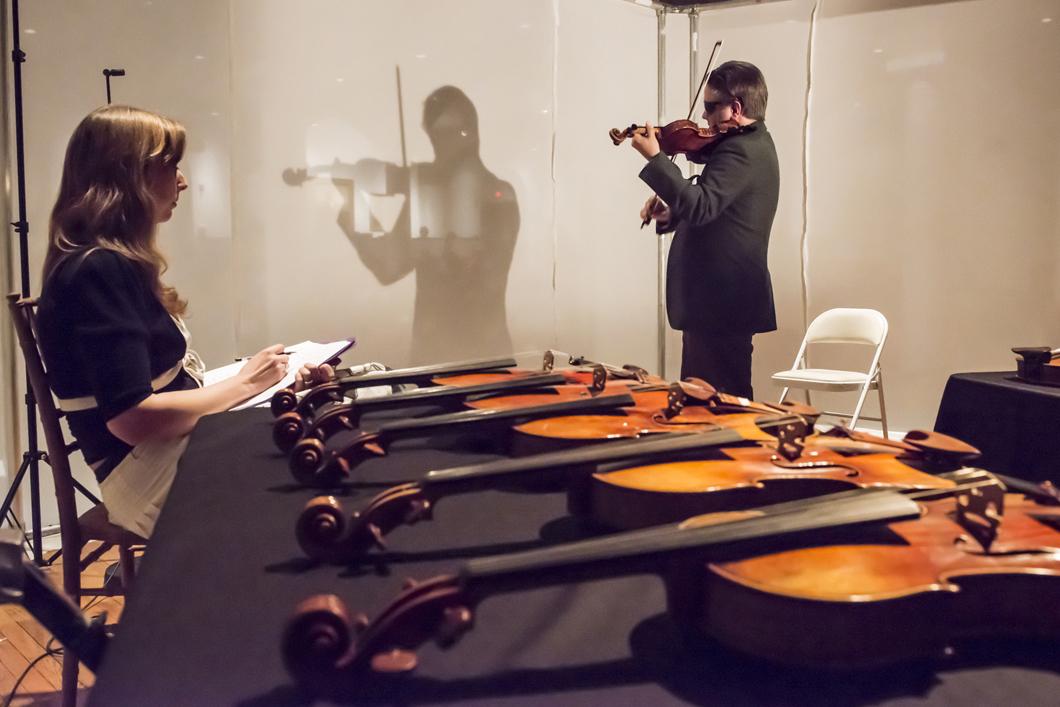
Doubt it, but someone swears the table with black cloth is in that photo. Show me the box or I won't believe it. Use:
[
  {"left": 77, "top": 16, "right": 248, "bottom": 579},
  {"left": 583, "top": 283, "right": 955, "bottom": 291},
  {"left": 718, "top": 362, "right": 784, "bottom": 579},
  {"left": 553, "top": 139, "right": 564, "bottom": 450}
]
[
  {"left": 934, "top": 371, "right": 1060, "bottom": 483},
  {"left": 89, "top": 406, "right": 1060, "bottom": 706}
]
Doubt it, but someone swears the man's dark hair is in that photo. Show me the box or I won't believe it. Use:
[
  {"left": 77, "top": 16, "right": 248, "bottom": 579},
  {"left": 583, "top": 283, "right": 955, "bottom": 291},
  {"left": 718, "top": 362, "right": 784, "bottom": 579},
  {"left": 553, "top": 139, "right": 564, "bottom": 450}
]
[{"left": 707, "top": 61, "right": 768, "bottom": 121}]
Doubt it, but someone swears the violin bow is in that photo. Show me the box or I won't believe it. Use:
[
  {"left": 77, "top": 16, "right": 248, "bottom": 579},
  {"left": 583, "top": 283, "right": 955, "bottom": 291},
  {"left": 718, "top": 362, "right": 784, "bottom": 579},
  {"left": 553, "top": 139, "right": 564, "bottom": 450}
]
[
  {"left": 642, "top": 39, "right": 723, "bottom": 228},
  {"left": 396, "top": 64, "right": 408, "bottom": 170}
]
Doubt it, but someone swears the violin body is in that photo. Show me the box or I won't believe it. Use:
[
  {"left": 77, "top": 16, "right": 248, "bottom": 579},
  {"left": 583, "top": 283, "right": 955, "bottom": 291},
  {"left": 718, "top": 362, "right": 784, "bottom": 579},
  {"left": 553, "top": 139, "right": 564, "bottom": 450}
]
[
  {"left": 580, "top": 447, "right": 954, "bottom": 531},
  {"left": 581, "top": 427, "right": 980, "bottom": 530},
  {"left": 695, "top": 492, "right": 1060, "bottom": 668}
]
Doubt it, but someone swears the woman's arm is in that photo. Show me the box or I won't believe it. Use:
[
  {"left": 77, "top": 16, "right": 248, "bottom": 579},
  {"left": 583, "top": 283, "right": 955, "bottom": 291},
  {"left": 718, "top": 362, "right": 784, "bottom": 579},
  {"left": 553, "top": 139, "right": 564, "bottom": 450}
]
[{"left": 107, "top": 344, "right": 288, "bottom": 446}]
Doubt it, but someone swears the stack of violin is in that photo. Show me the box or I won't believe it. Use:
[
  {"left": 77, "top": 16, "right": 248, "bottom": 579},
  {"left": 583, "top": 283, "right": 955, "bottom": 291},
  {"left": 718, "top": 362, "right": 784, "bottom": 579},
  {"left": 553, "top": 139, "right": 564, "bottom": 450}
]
[{"left": 267, "top": 350, "right": 1060, "bottom": 695}]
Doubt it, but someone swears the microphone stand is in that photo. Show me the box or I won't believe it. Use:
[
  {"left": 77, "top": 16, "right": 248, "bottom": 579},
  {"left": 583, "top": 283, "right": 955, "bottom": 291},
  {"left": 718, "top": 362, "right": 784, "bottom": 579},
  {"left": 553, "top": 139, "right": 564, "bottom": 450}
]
[{"left": 102, "top": 67, "right": 125, "bottom": 104}]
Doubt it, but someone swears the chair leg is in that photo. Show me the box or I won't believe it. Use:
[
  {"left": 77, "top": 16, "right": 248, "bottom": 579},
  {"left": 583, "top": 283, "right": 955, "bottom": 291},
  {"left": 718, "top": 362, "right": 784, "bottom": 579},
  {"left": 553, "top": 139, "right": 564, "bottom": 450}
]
[
  {"left": 777, "top": 386, "right": 790, "bottom": 404},
  {"left": 118, "top": 544, "right": 136, "bottom": 594},
  {"left": 850, "top": 381, "right": 873, "bottom": 430},
  {"left": 61, "top": 650, "right": 79, "bottom": 707},
  {"left": 876, "top": 369, "right": 889, "bottom": 439}
]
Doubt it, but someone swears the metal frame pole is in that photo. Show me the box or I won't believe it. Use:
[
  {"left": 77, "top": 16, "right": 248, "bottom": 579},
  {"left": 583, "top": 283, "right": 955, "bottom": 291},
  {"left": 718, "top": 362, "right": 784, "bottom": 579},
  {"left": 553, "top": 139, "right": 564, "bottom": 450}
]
[{"left": 655, "top": 8, "right": 667, "bottom": 378}]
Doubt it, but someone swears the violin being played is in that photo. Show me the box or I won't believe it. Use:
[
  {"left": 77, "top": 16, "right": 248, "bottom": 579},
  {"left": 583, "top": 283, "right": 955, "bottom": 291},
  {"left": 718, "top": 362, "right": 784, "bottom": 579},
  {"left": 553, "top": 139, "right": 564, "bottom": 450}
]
[{"left": 609, "top": 118, "right": 746, "bottom": 164}]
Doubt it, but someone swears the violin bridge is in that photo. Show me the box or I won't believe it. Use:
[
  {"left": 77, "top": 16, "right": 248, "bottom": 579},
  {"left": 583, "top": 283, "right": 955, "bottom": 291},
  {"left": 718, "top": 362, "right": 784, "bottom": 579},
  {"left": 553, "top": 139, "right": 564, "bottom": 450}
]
[
  {"left": 954, "top": 482, "right": 1005, "bottom": 554},
  {"left": 542, "top": 349, "right": 555, "bottom": 372},
  {"left": 590, "top": 365, "right": 607, "bottom": 392}
]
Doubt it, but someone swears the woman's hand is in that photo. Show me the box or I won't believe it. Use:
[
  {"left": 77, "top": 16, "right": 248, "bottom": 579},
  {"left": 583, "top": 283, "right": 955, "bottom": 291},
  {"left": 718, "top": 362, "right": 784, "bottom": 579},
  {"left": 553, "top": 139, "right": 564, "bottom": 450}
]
[
  {"left": 238, "top": 344, "right": 289, "bottom": 395},
  {"left": 292, "top": 362, "right": 336, "bottom": 392}
]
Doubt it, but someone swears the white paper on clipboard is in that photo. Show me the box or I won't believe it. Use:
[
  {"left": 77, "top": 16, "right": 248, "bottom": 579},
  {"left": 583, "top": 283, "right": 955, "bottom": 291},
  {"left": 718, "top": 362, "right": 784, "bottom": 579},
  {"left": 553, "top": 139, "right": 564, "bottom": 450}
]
[{"left": 205, "top": 339, "right": 354, "bottom": 411}]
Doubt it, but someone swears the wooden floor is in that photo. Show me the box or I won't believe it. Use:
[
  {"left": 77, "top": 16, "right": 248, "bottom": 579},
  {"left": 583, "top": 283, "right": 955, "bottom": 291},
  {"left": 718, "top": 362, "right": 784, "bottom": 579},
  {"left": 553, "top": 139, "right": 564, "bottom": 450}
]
[{"left": 0, "top": 542, "right": 128, "bottom": 707}]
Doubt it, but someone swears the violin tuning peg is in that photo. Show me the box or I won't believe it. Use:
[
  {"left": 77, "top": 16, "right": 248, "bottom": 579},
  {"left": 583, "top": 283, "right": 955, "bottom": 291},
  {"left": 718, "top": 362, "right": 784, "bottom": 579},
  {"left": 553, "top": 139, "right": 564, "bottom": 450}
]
[
  {"left": 371, "top": 648, "right": 418, "bottom": 674},
  {"left": 404, "top": 499, "right": 432, "bottom": 524},
  {"left": 436, "top": 605, "right": 474, "bottom": 648},
  {"left": 352, "top": 612, "right": 370, "bottom": 634},
  {"left": 367, "top": 523, "right": 388, "bottom": 550}
]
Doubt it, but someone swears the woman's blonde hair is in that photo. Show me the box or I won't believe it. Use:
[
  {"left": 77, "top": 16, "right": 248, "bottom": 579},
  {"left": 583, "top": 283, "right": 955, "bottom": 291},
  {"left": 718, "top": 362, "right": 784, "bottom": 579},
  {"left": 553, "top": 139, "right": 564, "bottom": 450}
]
[{"left": 43, "top": 105, "right": 187, "bottom": 315}]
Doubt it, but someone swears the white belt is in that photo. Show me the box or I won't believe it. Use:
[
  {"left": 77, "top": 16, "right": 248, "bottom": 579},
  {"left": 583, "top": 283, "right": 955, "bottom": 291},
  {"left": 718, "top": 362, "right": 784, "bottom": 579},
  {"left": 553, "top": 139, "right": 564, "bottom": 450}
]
[{"left": 56, "top": 361, "right": 185, "bottom": 413}]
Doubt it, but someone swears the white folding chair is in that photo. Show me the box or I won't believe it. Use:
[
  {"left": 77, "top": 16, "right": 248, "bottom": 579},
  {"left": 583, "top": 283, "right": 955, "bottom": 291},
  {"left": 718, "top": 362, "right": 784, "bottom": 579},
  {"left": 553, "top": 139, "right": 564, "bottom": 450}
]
[{"left": 772, "top": 308, "right": 889, "bottom": 438}]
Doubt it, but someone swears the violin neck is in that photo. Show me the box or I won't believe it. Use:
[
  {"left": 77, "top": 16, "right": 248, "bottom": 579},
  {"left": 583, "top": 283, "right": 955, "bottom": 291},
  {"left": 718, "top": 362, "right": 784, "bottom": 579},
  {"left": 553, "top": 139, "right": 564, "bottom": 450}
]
[
  {"left": 336, "top": 356, "right": 517, "bottom": 390},
  {"left": 424, "top": 424, "right": 747, "bottom": 489},
  {"left": 346, "top": 372, "right": 567, "bottom": 409},
  {"left": 376, "top": 391, "right": 635, "bottom": 438},
  {"left": 461, "top": 487, "right": 920, "bottom": 591}
]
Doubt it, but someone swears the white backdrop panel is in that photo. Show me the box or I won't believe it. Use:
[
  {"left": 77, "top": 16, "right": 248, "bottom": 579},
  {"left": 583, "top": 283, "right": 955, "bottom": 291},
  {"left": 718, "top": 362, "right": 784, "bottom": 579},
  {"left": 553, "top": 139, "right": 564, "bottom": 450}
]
[
  {"left": 554, "top": 0, "right": 659, "bottom": 371},
  {"left": 808, "top": 0, "right": 1060, "bottom": 429},
  {"left": 229, "top": 0, "right": 557, "bottom": 366}
]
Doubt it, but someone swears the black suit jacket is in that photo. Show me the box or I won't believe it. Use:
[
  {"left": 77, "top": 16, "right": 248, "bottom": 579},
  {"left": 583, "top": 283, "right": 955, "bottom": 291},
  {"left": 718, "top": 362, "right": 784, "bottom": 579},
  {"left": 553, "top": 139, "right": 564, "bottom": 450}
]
[{"left": 639, "top": 122, "right": 779, "bottom": 334}]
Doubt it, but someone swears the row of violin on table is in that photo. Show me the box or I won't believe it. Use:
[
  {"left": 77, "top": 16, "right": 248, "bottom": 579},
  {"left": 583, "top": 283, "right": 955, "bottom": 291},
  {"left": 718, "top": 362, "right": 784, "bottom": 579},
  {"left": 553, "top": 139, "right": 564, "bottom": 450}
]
[{"left": 263, "top": 352, "right": 1060, "bottom": 695}]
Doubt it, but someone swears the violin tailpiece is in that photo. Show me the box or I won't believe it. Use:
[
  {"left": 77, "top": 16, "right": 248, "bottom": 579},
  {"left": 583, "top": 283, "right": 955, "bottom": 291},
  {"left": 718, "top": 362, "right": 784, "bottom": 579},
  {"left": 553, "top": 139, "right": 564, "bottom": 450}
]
[
  {"left": 954, "top": 482, "right": 1005, "bottom": 554},
  {"left": 663, "top": 385, "right": 686, "bottom": 419},
  {"left": 774, "top": 420, "right": 809, "bottom": 462}
]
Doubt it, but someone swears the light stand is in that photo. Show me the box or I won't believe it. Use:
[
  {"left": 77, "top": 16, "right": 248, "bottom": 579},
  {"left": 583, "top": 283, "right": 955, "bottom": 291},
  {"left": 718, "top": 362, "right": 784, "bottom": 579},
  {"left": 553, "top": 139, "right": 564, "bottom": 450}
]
[{"left": 2, "top": 0, "right": 100, "bottom": 565}]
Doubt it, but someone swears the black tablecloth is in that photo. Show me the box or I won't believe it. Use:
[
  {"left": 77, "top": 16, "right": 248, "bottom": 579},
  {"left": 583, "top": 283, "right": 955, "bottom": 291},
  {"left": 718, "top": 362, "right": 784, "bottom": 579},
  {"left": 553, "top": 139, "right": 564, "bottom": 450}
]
[
  {"left": 934, "top": 372, "right": 1060, "bottom": 483},
  {"left": 89, "top": 407, "right": 1060, "bottom": 706}
]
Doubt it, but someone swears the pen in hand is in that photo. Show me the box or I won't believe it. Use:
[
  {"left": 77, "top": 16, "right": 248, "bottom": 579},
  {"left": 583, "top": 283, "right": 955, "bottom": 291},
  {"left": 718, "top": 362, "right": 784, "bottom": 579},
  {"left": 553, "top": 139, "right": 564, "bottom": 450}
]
[{"left": 234, "top": 349, "right": 295, "bottom": 363}]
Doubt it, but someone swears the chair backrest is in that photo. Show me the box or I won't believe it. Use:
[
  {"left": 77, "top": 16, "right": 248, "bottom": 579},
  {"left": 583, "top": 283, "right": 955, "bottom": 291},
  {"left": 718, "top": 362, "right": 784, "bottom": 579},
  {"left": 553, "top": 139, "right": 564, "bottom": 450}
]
[
  {"left": 803, "top": 308, "right": 888, "bottom": 346},
  {"left": 6, "top": 294, "right": 84, "bottom": 564}
]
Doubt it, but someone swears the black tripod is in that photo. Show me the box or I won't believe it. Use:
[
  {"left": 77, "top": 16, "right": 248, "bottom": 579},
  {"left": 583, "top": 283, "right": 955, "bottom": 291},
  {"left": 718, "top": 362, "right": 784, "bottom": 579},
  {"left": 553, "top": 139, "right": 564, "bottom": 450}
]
[{"left": 2, "top": 0, "right": 100, "bottom": 565}]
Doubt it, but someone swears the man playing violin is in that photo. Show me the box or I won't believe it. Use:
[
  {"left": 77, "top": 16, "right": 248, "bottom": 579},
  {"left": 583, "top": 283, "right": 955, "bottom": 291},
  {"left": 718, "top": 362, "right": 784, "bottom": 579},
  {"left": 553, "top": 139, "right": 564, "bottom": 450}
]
[{"left": 630, "top": 60, "right": 779, "bottom": 399}]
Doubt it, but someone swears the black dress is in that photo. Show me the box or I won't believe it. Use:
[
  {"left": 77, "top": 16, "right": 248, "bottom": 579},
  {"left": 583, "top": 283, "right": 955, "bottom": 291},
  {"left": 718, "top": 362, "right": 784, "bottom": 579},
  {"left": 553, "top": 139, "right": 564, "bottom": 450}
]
[{"left": 37, "top": 248, "right": 198, "bottom": 482}]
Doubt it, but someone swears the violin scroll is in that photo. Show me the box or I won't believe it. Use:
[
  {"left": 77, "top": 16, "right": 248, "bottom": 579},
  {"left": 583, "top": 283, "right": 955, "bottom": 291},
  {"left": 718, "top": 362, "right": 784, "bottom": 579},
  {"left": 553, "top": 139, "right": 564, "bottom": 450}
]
[
  {"left": 271, "top": 387, "right": 300, "bottom": 417},
  {"left": 283, "top": 577, "right": 474, "bottom": 687},
  {"left": 273, "top": 412, "right": 307, "bottom": 453},
  {"left": 298, "top": 485, "right": 437, "bottom": 564},
  {"left": 609, "top": 125, "right": 637, "bottom": 146},
  {"left": 282, "top": 594, "right": 357, "bottom": 684}
]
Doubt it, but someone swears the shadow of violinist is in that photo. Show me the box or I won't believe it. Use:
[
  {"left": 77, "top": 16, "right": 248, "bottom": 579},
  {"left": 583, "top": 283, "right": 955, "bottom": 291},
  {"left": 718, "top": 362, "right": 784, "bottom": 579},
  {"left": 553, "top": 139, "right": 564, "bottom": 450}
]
[{"left": 287, "top": 86, "right": 519, "bottom": 365}]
